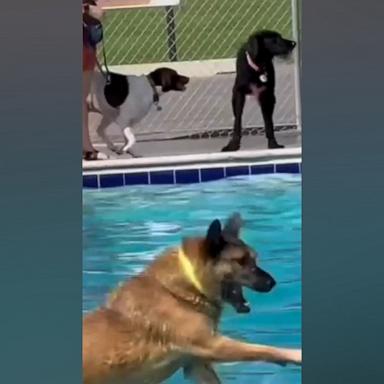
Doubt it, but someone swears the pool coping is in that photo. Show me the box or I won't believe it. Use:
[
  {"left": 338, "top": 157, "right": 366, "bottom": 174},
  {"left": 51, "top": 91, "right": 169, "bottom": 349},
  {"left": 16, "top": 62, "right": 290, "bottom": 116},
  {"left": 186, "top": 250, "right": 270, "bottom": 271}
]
[{"left": 83, "top": 147, "right": 301, "bottom": 188}]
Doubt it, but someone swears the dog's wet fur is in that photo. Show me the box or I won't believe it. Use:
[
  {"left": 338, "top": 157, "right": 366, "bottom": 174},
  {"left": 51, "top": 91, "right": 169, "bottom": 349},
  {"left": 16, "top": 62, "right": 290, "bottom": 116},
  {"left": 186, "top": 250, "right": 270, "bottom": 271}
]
[
  {"left": 83, "top": 213, "right": 301, "bottom": 384},
  {"left": 222, "top": 30, "right": 297, "bottom": 152}
]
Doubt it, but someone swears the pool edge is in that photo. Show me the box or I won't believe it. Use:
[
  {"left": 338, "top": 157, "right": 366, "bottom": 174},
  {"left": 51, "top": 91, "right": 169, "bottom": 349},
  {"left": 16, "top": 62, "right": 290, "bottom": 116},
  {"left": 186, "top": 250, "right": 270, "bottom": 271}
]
[{"left": 83, "top": 148, "right": 302, "bottom": 189}]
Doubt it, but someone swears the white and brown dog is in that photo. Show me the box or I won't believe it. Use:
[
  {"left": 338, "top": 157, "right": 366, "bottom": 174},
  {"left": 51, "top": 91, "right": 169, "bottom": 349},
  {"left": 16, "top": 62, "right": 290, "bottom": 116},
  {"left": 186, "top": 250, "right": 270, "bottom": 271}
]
[{"left": 88, "top": 68, "right": 189, "bottom": 157}]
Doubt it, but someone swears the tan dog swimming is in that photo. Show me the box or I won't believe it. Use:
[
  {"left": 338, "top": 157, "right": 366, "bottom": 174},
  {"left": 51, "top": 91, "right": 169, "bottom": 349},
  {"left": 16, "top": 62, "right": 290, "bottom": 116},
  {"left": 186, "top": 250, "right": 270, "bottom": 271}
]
[{"left": 83, "top": 213, "right": 301, "bottom": 384}]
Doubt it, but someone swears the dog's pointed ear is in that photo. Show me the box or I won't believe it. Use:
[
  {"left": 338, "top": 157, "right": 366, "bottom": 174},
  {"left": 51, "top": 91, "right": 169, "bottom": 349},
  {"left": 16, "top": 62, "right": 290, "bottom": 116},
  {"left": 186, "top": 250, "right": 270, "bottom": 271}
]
[
  {"left": 206, "top": 219, "right": 222, "bottom": 242},
  {"left": 223, "top": 212, "right": 243, "bottom": 238},
  {"left": 247, "top": 35, "right": 259, "bottom": 58},
  {"left": 161, "top": 71, "right": 172, "bottom": 92},
  {"left": 206, "top": 219, "right": 224, "bottom": 258}
]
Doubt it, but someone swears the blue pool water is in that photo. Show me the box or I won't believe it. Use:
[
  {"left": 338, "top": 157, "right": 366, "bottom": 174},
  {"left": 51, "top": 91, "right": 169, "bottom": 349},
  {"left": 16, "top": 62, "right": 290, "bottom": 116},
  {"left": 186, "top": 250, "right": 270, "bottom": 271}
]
[{"left": 83, "top": 173, "right": 301, "bottom": 384}]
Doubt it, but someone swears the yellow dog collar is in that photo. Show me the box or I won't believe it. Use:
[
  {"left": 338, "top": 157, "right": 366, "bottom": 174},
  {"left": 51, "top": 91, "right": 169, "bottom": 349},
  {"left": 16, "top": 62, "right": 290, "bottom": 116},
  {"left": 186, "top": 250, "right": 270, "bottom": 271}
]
[{"left": 178, "top": 247, "right": 204, "bottom": 295}]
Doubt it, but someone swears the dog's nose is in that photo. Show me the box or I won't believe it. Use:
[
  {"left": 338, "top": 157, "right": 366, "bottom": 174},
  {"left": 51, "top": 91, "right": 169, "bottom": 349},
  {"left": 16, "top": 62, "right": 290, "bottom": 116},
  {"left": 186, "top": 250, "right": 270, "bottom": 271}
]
[
  {"left": 291, "top": 41, "right": 297, "bottom": 48},
  {"left": 267, "top": 278, "right": 276, "bottom": 290}
]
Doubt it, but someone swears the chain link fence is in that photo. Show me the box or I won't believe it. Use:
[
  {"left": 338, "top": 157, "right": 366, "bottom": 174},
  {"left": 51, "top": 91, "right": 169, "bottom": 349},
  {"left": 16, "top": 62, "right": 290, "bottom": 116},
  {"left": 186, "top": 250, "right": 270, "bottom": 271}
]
[{"left": 98, "top": 0, "right": 300, "bottom": 142}]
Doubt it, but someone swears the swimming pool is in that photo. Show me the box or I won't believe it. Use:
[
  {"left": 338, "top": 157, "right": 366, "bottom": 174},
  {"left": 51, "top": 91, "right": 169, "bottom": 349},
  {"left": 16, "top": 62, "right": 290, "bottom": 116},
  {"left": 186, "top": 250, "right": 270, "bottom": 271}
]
[{"left": 83, "top": 173, "right": 301, "bottom": 383}]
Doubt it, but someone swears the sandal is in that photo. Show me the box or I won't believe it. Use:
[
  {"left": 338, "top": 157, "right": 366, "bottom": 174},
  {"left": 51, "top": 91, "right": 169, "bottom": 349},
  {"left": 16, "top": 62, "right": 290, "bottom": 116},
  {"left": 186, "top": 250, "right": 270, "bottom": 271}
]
[{"left": 83, "top": 150, "right": 109, "bottom": 161}]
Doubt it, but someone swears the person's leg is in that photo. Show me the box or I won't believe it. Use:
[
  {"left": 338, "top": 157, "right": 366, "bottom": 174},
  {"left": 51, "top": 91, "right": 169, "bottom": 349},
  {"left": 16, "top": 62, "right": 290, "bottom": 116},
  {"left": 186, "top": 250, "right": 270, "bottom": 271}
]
[
  {"left": 82, "top": 3, "right": 106, "bottom": 160},
  {"left": 82, "top": 47, "right": 108, "bottom": 160},
  {"left": 83, "top": 69, "right": 94, "bottom": 153}
]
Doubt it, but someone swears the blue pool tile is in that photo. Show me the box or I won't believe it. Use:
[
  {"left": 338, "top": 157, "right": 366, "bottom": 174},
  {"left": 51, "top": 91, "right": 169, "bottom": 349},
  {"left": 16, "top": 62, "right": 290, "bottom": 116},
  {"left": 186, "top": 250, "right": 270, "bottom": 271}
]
[
  {"left": 175, "top": 169, "right": 199, "bottom": 184},
  {"left": 276, "top": 163, "right": 301, "bottom": 174},
  {"left": 124, "top": 172, "right": 149, "bottom": 185},
  {"left": 85, "top": 161, "right": 302, "bottom": 188},
  {"left": 250, "top": 164, "right": 275, "bottom": 175},
  {"left": 99, "top": 173, "right": 124, "bottom": 188},
  {"left": 83, "top": 175, "right": 98, "bottom": 188},
  {"left": 200, "top": 168, "right": 225, "bottom": 182},
  {"left": 226, "top": 166, "right": 250, "bottom": 178},
  {"left": 150, "top": 170, "right": 175, "bottom": 184}
]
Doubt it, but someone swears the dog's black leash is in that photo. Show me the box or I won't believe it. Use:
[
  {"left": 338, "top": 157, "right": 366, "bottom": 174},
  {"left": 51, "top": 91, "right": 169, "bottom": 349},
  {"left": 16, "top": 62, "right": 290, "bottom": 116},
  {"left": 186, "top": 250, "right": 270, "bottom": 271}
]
[
  {"left": 88, "top": 39, "right": 111, "bottom": 114},
  {"left": 87, "top": 45, "right": 110, "bottom": 114},
  {"left": 95, "top": 43, "right": 111, "bottom": 85},
  {"left": 83, "top": 0, "right": 111, "bottom": 84}
]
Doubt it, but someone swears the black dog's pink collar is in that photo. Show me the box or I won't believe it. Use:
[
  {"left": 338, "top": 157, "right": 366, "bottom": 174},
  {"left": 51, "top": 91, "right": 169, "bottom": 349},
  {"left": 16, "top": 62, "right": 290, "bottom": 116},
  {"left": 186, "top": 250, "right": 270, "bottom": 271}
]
[
  {"left": 246, "top": 51, "right": 260, "bottom": 71},
  {"left": 245, "top": 51, "right": 268, "bottom": 83}
]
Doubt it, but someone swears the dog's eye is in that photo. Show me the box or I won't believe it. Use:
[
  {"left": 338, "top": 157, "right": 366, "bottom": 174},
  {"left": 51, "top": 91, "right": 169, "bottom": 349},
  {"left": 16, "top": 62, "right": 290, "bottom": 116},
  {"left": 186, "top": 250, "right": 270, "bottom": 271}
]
[{"left": 236, "top": 257, "right": 248, "bottom": 267}]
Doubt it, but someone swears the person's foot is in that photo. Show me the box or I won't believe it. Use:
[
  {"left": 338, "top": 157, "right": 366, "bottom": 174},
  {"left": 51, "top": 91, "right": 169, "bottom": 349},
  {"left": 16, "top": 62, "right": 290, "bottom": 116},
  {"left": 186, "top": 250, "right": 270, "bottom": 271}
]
[{"left": 83, "top": 150, "right": 109, "bottom": 161}]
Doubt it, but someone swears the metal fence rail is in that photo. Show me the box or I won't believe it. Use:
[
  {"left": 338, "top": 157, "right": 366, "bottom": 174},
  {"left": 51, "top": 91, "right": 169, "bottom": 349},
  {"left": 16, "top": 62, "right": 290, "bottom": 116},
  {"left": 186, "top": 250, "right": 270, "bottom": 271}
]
[{"left": 98, "top": 0, "right": 300, "bottom": 141}]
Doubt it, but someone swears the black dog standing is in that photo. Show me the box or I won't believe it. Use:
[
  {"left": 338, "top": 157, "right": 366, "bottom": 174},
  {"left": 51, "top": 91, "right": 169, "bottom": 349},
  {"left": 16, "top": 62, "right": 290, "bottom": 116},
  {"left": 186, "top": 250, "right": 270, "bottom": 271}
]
[{"left": 222, "top": 30, "right": 296, "bottom": 152}]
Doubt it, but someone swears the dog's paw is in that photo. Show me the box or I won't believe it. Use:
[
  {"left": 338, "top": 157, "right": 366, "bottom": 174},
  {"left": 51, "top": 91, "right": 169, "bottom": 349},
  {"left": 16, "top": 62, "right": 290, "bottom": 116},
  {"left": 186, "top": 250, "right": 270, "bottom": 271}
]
[
  {"left": 127, "top": 150, "right": 142, "bottom": 158},
  {"left": 285, "top": 349, "right": 302, "bottom": 366},
  {"left": 274, "top": 348, "right": 301, "bottom": 367},
  {"left": 108, "top": 146, "right": 123, "bottom": 155},
  {"left": 222, "top": 139, "right": 241, "bottom": 152},
  {"left": 268, "top": 140, "right": 285, "bottom": 149},
  {"left": 115, "top": 146, "right": 142, "bottom": 158}
]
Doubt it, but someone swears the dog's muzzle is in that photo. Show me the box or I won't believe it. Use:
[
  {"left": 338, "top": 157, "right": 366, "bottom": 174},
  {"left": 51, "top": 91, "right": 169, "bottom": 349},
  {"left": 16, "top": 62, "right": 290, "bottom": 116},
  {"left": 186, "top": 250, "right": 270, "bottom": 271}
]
[{"left": 251, "top": 267, "right": 276, "bottom": 293}]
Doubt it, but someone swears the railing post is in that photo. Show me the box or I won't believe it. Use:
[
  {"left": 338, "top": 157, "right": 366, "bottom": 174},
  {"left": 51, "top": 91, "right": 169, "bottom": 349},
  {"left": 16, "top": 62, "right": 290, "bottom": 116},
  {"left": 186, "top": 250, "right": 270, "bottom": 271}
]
[
  {"left": 291, "top": 0, "right": 302, "bottom": 132},
  {"left": 165, "top": 6, "right": 178, "bottom": 62}
]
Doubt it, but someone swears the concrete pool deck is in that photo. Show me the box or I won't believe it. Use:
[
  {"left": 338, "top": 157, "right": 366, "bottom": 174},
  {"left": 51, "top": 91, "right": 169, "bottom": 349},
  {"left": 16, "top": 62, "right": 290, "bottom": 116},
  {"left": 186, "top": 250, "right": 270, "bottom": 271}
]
[
  {"left": 83, "top": 130, "right": 301, "bottom": 172},
  {"left": 83, "top": 58, "right": 301, "bottom": 171}
]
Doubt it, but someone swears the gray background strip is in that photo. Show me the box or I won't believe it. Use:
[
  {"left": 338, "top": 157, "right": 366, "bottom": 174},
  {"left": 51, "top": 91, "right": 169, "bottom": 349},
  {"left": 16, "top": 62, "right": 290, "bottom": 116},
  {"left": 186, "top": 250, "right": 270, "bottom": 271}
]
[
  {"left": 0, "top": 1, "right": 82, "bottom": 383},
  {"left": 303, "top": 0, "right": 384, "bottom": 382}
]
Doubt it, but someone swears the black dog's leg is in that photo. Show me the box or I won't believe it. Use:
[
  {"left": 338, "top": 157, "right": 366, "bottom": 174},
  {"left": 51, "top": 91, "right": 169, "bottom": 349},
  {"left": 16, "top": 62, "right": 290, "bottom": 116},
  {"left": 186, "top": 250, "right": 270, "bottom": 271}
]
[
  {"left": 259, "top": 91, "right": 284, "bottom": 149},
  {"left": 222, "top": 89, "right": 245, "bottom": 152}
]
